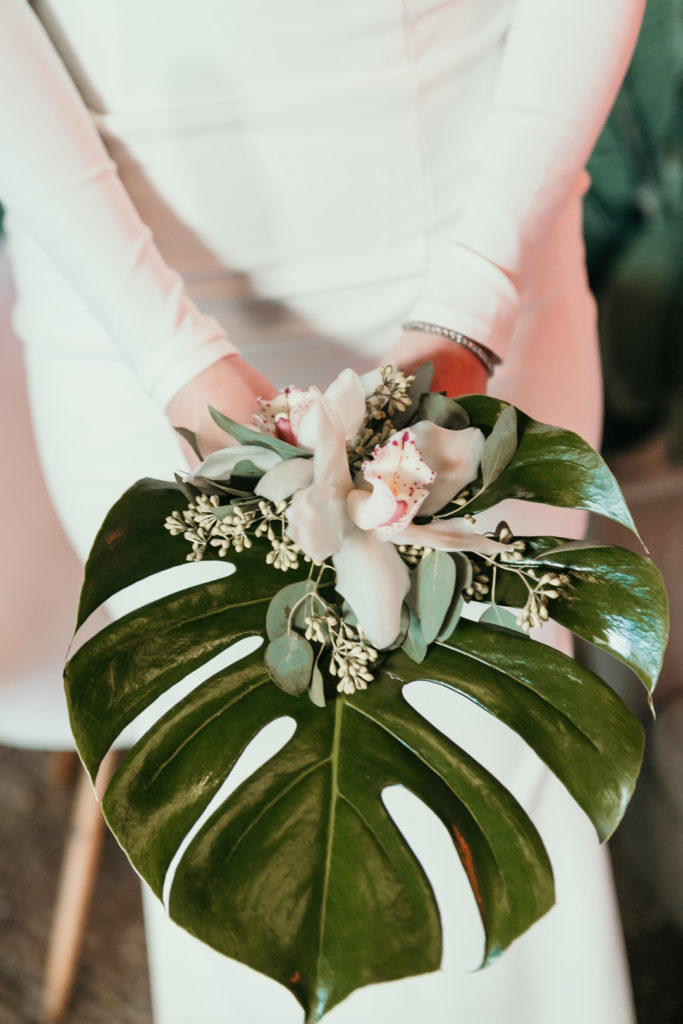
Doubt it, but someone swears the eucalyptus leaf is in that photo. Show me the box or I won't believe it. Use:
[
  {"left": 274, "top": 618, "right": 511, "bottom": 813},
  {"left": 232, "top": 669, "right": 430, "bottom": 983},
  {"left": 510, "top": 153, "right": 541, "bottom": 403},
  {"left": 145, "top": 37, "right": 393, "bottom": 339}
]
[
  {"left": 401, "top": 606, "right": 428, "bottom": 663},
  {"left": 309, "top": 666, "right": 326, "bottom": 708},
  {"left": 436, "top": 553, "right": 473, "bottom": 642},
  {"left": 409, "top": 550, "right": 457, "bottom": 644},
  {"left": 191, "top": 475, "right": 255, "bottom": 500},
  {"left": 266, "top": 581, "right": 320, "bottom": 640},
  {"left": 174, "top": 426, "right": 204, "bottom": 461},
  {"left": 481, "top": 405, "right": 519, "bottom": 487},
  {"left": 265, "top": 633, "right": 314, "bottom": 696},
  {"left": 340, "top": 601, "right": 359, "bottom": 629},
  {"left": 212, "top": 503, "right": 239, "bottom": 521},
  {"left": 392, "top": 361, "right": 435, "bottom": 429},
  {"left": 383, "top": 603, "right": 411, "bottom": 651},
  {"left": 231, "top": 459, "right": 267, "bottom": 479},
  {"left": 478, "top": 605, "right": 525, "bottom": 635},
  {"left": 174, "top": 472, "right": 199, "bottom": 506},
  {"left": 458, "top": 396, "right": 638, "bottom": 534},
  {"left": 209, "top": 407, "right": 306, "bottom": 460},
  {"left": 415, "top": 393, "right": 470, "bottom": 430}
]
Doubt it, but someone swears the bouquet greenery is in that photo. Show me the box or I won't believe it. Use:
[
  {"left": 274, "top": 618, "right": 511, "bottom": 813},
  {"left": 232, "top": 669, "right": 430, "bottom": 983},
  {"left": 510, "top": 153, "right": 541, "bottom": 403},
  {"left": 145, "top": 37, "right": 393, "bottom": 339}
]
[{"left": 64, "top": 363, "right": 668, "bottom": 1022}]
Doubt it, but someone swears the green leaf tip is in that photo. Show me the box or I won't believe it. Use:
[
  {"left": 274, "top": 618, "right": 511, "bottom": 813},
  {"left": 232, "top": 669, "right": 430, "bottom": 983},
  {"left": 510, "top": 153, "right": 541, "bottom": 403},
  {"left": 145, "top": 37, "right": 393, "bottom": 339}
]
[{"left": 208, "top": 406, "right": 305, "bottom": 460}]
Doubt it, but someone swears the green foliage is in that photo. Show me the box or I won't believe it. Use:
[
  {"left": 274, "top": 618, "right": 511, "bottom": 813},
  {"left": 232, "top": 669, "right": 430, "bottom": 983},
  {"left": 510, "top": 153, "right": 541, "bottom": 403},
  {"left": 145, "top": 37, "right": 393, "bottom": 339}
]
[
  {"left": 456, "top": 396, "right": 637, "bottom": 533},
  {"left": 392, "top": 362, "right": 435, "bottom": 429},
  {"left": 480, "top": 404, "right": 518, "bottom": 487},
  {"left": 436, "top": 552, "right": 472, "bottom": 642},
  {"left": 209, "top": 406, "right": 306, "bottom": 460},
  {"left": 265, "top": 633, "right": 315, "bottom": 696},
  {"left": 63, "top": 398, "right": 668, "bottom": 1021},
  {"left": 407, "top": 550, "right": 456, "bottom": 644},
  {"left": 488, "top": 538, "right": 668, "bottom": 702},
  {"left": 415, "top": 393, "right": 470, "bottom": 430}
]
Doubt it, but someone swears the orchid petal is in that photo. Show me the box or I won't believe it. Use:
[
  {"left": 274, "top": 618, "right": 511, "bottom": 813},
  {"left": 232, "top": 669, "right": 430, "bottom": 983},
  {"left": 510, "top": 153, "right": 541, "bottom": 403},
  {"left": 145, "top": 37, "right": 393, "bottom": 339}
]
[
  {"left": 255, "top": 388, "right": 307, "bottom": 436},
  {"left": 273, "top": 418, "right": 298, "bottom": 446},
  {"left": 294, "top": 388, "right": 323, "bottom": 452},
  {"left": 298, "top": 396, "right": 352, "bottom": 490},
  {"left": 286, "top": 484, "right": 348, "bottom": 563},
  {"left": 359, "top": 367, "right": 384, "bottom": 395},
  {"left": 361, "top": 429, "right": 435, "bottom": 531},
  {"left": 410, "top": 422, "right": 484, "bottom": 516},
  {"left": 255, "top": 457, "right": 314, "bottom": 502},
  {"left": 288, "top": 392, "right": 319, "bottom": 445},
  {"left": 333, "top": 526, "right": 411, "bottom": 649},
  {"left": 190, "top": 445, "right": 282, "bottom": 481},
  {"left": 256, "top": 387, "right": 318, "bottom": 448},
  {"left": 347, "top": 479, "right": 398, "bottom": 532},
  {"left": 324, "top": 368, "right": 368, "bottom": 441},
  {"left": 391, "top": 517, "right": 510, "bottom": 557}
]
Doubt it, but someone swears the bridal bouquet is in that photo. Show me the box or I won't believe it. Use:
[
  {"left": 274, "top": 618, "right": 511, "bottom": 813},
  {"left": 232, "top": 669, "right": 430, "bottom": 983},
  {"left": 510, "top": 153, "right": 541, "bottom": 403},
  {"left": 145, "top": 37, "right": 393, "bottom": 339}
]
[{"left": 64, "top": 363, "right": 667, "bottom": 1022}]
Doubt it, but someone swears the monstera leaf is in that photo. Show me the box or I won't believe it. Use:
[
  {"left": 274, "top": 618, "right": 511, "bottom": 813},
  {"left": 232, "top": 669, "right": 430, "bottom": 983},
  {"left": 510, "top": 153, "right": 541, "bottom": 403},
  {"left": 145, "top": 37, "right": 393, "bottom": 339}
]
[
  {"left": 456, "top": 395, "right": 637, "bottom": 532},
  {"left": 64, "top": 400, "right": 667, "bottom": 1022}
]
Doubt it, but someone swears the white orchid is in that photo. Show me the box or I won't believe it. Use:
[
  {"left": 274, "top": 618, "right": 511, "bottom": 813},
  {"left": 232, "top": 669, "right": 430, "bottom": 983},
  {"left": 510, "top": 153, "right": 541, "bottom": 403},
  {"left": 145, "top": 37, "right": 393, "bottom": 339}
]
[
  {"left": 255, "top": 371, "right": 368, "bottom": 450},
  {"left": 189, "top": 369, "right": 367, "bottom": 484},
  {"left": 253, "top": 369, "right": 510, "bottom": 648}
]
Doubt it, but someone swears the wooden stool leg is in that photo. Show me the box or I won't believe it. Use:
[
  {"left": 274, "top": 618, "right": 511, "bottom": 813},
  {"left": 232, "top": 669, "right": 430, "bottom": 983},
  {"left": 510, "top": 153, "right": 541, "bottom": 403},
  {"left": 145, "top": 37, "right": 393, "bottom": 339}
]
[
  {"left": 42, "top": 751, "right": 117, "bottom": 1023},
  {"left": 47, "top": 751, "right": 77, "bottom": 789}
]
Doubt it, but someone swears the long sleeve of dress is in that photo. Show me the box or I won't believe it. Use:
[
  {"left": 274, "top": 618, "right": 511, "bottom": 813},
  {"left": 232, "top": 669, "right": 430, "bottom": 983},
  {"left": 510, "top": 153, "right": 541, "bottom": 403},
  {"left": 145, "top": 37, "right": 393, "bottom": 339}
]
[
  {"left": 0, "top": 0, "right": 238, "bottom": 407},
  {"left": 404, "top": 0, "right": 646, "bottom": 363}
]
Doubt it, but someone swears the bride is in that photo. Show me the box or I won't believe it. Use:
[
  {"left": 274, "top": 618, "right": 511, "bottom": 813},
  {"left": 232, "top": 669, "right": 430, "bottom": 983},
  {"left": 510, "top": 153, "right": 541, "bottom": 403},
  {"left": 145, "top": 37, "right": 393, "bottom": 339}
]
[{"left": 0, "top": 1, "right": 644, "bottom": 1021}]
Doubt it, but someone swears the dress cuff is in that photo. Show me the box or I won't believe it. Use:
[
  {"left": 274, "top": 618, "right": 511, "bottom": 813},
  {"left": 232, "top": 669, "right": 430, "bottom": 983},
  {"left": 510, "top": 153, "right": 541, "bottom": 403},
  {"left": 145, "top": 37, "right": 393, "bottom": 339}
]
[
  {"left": 145, "top": 336, "right": 239, "bottom": 408},
  {"left": 404, "top": 243, "right": 521, "bottom": 364}
]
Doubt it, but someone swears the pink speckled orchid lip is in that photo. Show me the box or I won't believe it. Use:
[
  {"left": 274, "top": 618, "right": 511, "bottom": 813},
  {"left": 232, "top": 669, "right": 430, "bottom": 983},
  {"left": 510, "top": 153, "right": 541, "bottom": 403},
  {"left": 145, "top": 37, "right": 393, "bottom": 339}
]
[
  {"left": 255, "top": 369, "right": 367, "bottom": 451},
  {"left": 348, "top": 430, "right": 435, "bottom": 533}
]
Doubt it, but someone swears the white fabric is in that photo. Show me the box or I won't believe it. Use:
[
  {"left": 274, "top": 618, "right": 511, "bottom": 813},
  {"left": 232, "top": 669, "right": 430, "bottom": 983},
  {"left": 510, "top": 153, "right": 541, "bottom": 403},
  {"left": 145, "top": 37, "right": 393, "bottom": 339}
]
[
  {"left": 0, "top": 0, "right": 239, "bottom": 405},
  {"left": 0, "top": 1, "right": 643, "bottom": 1021},
  {"left": 0, "top": 0, "right": 643, "bottom": 386}
]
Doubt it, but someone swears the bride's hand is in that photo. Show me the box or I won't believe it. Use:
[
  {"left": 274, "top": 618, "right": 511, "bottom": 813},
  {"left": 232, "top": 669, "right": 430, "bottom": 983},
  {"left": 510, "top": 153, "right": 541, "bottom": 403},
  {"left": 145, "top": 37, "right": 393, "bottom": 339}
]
[
  {"left": 385, "top": 328, "right": 489, "bottom": 398},
  {"left": 165, "top": 354, "right": 277, "bottom": 467}
]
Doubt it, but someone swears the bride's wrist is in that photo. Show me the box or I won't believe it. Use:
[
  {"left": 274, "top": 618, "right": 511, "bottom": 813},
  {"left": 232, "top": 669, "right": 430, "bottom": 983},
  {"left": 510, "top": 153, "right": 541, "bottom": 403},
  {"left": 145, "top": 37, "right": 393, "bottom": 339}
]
[
  {"left": 386, "top": 328, "right": 491, "bottom": 398},
  {"left": 401, "top": 321, "right": 498, "bottom": 377}
]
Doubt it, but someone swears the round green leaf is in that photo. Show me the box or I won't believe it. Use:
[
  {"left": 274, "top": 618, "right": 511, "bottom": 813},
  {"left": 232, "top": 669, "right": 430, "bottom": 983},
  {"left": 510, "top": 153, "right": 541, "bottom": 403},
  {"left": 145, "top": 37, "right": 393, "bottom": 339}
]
[
  {"left": 478, "top": 605, "right": 525, "bottom": 634},
  {"left": 401, "top": 606, "right": 428, "bottom": 663},
  {"left": 436, "top": 553, "right": 472, "bottom": 642},
  {"left": 265, "top": 633, "right": 314, "bottom": 696},
  {"left": 410, "top": 550, "right": 457, "bottom": 644},
  {"left": 392, "top": 361, "right": 435, "bottom": 429},
  {"left": 415, "top": 393, "right": 470, "bottom": 430},
  {"left": 266, "top": 581, "right": 319, "bottom": 640},
  {"left": 481, "top": 404, "right": 518, "bottom": 487}
]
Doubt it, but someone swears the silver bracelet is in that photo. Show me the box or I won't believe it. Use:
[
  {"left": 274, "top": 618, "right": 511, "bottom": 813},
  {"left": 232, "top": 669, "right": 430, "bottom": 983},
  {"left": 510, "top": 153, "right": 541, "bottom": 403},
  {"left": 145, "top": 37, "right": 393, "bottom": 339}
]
[{"left": 401, "top": 320, "right": 499, "bottom": 377}]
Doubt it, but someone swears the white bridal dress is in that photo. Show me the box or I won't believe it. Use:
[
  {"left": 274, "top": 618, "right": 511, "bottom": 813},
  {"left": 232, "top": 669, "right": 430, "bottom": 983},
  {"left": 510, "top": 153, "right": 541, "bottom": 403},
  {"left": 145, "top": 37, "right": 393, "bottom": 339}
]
[{"left": 0, "top": 1, "right": 645, "bottom": 1021}]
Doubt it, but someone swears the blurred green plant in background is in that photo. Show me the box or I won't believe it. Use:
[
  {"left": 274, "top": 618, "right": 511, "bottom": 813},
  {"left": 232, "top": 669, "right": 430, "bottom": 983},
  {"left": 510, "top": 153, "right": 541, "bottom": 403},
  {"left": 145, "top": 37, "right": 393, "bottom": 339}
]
[{"left": 585, "top": 0, "right": 683, "bottom": 459}]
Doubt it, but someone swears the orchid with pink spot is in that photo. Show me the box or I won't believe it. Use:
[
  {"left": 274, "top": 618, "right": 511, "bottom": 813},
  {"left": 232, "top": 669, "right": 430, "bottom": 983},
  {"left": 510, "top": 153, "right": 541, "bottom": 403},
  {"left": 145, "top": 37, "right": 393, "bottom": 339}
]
[
  {"left": 255, "top": 369, "right": 510, "bottom": 648},
  {"left": 255, "top": 369, "right": 367, "bottom": 450}
]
